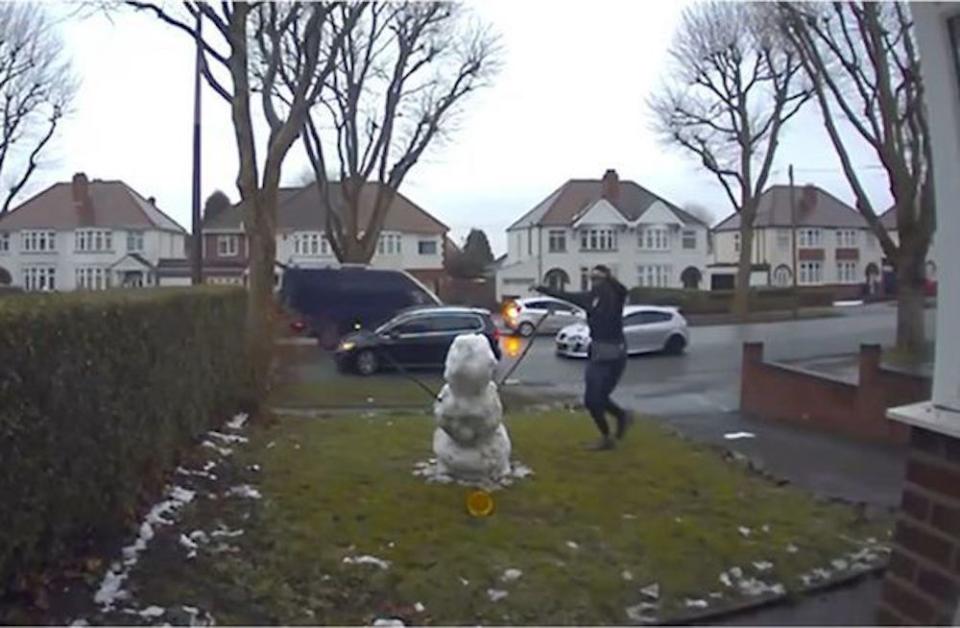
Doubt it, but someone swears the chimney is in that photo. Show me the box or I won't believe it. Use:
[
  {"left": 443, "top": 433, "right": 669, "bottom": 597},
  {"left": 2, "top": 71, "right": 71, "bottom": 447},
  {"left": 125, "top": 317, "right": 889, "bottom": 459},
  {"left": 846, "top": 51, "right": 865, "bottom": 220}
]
[
  {"left": 72, "top": 172, "right": 89, "bottom": 205},
  {"left": 72, "top": 172, "right": 95, "bottom": 226},
  {"left": 800, "top": 184, "right": 817, "bottom": 214},
  {"left": 148, "top": 196, "right": 156, "bottom": 205},
  {"left": 601, "top": 168, "right": 620, "bottom": 204}
]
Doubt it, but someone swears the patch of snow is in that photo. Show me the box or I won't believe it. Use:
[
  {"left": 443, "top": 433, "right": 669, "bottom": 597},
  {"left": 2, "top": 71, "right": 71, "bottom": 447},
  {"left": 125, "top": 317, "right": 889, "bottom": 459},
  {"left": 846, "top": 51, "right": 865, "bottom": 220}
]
[
  {"left": 176, "top": 466, "right": 218, "bottom": 481},
  {"left": 414, "top": 602, "right": 425, "bottom": 613},
  {"left": 622, "top": 570, "right": 634, "bottom": 581},
  {"left": 738, "top": 526, "right": 751, "bottom": 538},
  {"left": 201, "top": 440, "right": 233, "bottom": 457},
  {"left": 730, "top": 567, "right": 743, "bottom": 579},
  {"left": 211, "top": 525, "right": 244, "bottom": 539},
  {"left": 294, "top": 443, "right": 301, "bottom": 450},
  {"left": 737, "top": 577, "right": 785, "bottom": 597},
  {"left": 753, "top": 561, "right": 774, "bottom": 572},
  {"left": 831, "top": 559, "right": 849, "bottom": 572},
  {"left": 179, "top": 534, "right": 199, "bottom": 559},
  {"left": 709, "top": 592, "right": 723, "bottom": 600},
  {"left": 226, "top": 413, "right": 249, "bottom": 430},
  {"left": 203, "top": 461, "right": 217, "bottom": 472},
  {"left": 94, "top": 484, "right": 195, "bottom": 610},
  {"left": 226, "top": 484, "right": 262, "bottom": 499},
  {"left": 69, "top": 620, "right": 89, "bottom": 627},
  {"left": 266, "top": 441, "right": 276, "bottom": 449},
  {"left": 720, "top": 572, "right": 733, "bottom": 588},
  {"left": 622, "top": 513, "right": 637, "bottom": 520},
  {"left": 373, "top": 619, "right": 405, "bottom": 627},
  {"left": 724, "top": 432, "right": 756, "bottom": 440},
  {"left": 510, "top": 463, "right": 534, "bottom": 479},
  {"left": 684, "top": 598, "right": 709, "bottom": 609},
  {"left": 486, "top": 588, "right": 509, "bottom": 602},
  {"left": 786, "top": 543, "right": 799, "bottom": 554},
  {"left": 460, "top": 577, "right": 470, "bottom": 587},
  {"left": 761, "top": 524, "right": 771, "bottom": 533},
  {"left": 640, "top": 583, "right": 660, "bottom": 600},
  {"left": 566, "top": 541, "right": 579, "bottom": 550},
  {"left": 189, "top": 530, "right": 210, "bottom": 544},
  {"left": 625, "top": 602, "right": 658, "bottom": 623},
  {"left": 249, "top": 464, "right": 261, "bottom": 473},
  {"left": 501, "top": 568, "right": 523, "bottom": 583},
  {"left": 139, "top": 606, "right": 165, "bottom": 618},
  {"left": 208, "top": 430, "right": 249, "bottom": 445},
  {"left": 343, "top": 555, "right": 391, "bottom": 570}
]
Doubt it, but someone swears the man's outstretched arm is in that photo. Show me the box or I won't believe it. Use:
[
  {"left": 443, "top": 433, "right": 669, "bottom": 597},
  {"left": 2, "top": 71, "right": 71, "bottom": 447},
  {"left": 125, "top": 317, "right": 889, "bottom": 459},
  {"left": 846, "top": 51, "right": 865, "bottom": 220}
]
[{"left": 533, "top": 285, "right": 592, "bottom": 310}]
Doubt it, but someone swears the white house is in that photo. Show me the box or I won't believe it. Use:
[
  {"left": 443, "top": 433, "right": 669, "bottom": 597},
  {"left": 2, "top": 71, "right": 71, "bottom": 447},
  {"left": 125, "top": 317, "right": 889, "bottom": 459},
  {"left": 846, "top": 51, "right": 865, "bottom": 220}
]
[
  {"left": 0, "top": 173, "right": 187, "bottom": 291},
  {"left": 711, "top": 184, "right": 886, "bottom": 291},
  {"left": 198, "top": 181, "right": 449, "bottom": 293},
  {"left": 496, "top": 169, "right": 711, "bottom": 301}
]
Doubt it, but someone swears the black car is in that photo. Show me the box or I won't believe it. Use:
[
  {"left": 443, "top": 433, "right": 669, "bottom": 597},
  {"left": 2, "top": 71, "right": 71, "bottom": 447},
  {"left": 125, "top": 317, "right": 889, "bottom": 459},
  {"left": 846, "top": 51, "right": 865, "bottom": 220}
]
[
  {"left": 279, "top": 266, "right": 441, "bottom": 348},
  {"left": 334, "top": 306, "right": 502, "bottom": 375}
]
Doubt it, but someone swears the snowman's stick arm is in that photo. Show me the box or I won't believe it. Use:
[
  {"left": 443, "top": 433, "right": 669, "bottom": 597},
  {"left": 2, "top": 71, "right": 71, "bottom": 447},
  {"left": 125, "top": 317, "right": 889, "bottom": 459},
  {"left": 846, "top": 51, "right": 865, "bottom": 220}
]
[
  {"left": 497, "top": 309, "right": 553, "bottom": 387},
  {"left": 376, "top": 349, "right": 441, "bottom": 401}
]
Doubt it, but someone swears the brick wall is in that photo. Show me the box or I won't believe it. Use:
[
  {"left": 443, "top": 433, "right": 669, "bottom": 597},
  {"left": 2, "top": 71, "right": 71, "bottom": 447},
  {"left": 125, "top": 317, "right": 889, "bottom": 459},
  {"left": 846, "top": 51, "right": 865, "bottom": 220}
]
[
  {"left": 878, "top": 427, "right": 960, "bottom": 625},
  {"left": 741, "top": 343, "right": 926, "bottom": 443}
]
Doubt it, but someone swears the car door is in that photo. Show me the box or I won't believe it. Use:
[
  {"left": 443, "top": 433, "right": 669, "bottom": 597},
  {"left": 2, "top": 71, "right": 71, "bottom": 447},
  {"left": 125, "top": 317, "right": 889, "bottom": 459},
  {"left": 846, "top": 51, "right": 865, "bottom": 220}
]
[
  {"left": 381, "top": 315, "right": 431, "bottom": 367},
  {"left": 632, "top": 310, "right": 675, "bottom": 353},
  {"left": 521, "top": 300, "right": 550, "bottom": 332},
  {"left": 552, "top": 302, "right": 584, "bottom": 332},
  {"left": 622, "top": 311, "right": 648, "bottom": 354}
]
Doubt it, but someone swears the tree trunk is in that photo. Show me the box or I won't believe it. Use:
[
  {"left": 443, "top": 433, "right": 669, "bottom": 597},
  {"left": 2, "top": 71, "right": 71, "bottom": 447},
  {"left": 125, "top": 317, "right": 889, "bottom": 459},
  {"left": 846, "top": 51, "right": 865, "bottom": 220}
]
[
  {"left": 894, "top": 238, "right": 927, "bottom": 358},
  {"left": 337, "top": 237, "right": 372, "bottom": 264},
  {"left": 244, "top": 190, "right": 278, "bottom": 400},
  {"left": 732, "top": 222, "right": 755, "bottom": 320}
]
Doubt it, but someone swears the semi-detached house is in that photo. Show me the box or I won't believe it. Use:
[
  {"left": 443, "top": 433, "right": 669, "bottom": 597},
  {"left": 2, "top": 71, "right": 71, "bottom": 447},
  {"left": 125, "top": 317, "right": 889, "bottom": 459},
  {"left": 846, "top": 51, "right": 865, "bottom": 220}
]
[
  {"left": 194, "top": 181, "right": 449, "bottom": 293},
  {"left": 0, "top": 173, "right": 187, "bottom": 291},
  {"left": 496, "top": 169, "right": 711, "bottom": 301}
]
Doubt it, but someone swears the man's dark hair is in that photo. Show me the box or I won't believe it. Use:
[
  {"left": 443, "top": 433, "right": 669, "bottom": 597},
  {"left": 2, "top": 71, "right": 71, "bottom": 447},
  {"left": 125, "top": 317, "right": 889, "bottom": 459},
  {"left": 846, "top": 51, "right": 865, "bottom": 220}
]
[{"left": 592, "top": 264, "right": 613, "bottom": 277}]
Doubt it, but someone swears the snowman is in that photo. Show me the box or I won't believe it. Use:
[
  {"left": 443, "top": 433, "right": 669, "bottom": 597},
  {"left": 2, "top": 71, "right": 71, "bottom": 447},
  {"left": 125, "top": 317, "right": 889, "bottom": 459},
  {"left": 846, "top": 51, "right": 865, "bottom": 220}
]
[{"left": 433, "top": 333, "right": 511, "bottom": 482}]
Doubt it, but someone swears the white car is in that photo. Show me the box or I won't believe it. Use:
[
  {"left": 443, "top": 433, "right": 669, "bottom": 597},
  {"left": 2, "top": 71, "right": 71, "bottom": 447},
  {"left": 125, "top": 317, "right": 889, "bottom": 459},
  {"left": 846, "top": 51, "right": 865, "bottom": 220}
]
[
  {"left": 503, "top": 296, "right": 586, "bottom": 337},
  {"left": 555, "top": 305, "right": 689, "bottom": 358}
]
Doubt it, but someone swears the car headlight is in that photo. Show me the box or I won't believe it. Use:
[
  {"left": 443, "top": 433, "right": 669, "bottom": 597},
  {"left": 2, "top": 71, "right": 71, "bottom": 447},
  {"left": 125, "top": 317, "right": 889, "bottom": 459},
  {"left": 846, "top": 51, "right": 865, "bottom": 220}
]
[{"left": 339, "top": 341, "right": 356, "bottom": 351}]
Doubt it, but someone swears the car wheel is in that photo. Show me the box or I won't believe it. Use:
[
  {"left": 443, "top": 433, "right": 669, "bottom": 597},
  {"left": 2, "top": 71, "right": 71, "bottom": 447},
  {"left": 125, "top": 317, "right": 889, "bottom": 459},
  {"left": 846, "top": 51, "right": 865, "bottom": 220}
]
[
  {"left": 518, "top": 321, "right": 536, "bottom": 337},
  {"left": 355, "top": 350, "right": 379, "bottom": 376},
  {"left": 664, "top": 334, "right": 687, "bottom": 355}
]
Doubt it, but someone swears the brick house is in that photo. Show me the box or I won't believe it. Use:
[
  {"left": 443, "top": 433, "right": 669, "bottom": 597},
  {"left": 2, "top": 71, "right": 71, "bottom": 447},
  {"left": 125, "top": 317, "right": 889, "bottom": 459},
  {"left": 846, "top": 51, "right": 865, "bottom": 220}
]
[
  {"left": 712, "top": 184, "right": 886, "bottom": 291},
  {"left": 196, "top": 182, "right": 449, "bottom": 292},
  {"left": 496, "top": 169, "right": 711, "bottom": 301},
  {"left": 0, "top": 173, "right": 187, "bottom": 291}
]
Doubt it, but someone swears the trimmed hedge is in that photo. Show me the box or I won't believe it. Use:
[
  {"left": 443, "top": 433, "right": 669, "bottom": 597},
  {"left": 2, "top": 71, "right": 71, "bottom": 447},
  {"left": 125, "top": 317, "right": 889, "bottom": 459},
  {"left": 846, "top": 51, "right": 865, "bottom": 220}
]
[
  {"left": 628, "top": 286, "right": 838, "bottom": 314},
  {"left": 0, "top": 287, "right": 253, "bottom": 586}
]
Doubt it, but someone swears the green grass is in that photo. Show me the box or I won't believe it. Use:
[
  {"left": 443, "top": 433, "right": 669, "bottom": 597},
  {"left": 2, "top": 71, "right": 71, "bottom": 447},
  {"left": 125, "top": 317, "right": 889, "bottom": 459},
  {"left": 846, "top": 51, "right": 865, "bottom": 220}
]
[
  {"left": 123, "top": 411, "right": 891, "bottom": 625},
  {"left": 270, "top": 376, "right": 444, "bottom": 408}
]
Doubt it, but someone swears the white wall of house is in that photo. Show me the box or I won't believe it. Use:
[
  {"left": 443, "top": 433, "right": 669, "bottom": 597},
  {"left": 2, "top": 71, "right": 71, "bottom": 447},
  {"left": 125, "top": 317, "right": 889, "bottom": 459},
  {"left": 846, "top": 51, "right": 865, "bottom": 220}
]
[
  {"left": 714, "top": 227, "right": 885, "bottom": 287},
  {"left": 497, "top": 217, "right": 711, "bottom": 301},
  {"left": 0, "top": 228, "right": 185, "bottom": 291},
  {"left": 275, "top": 230, "right": 444, "bottom": 271}
]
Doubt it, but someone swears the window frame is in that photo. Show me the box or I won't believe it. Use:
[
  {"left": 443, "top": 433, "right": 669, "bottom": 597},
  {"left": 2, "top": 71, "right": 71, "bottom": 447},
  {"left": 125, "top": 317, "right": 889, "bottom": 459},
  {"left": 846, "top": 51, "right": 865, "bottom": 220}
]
[
  {"left": 218, "top": 234, "right": 240, "bottom": 257},
  {"left": 548, "top": 229, "right": 567, "bottom": 253},
  {"left": 418, "top": 239, "right": 438, "bottom": 256},
  {"left": 681, "top": 229, "right": 697, "bottom": 250}
]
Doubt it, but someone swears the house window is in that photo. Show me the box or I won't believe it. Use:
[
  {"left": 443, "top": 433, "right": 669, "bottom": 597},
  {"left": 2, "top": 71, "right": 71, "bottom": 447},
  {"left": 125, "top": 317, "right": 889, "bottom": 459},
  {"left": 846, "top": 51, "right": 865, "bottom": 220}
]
[
  {"left": 0, "top": 232, "right": 8, "bottom": 253},
  {"left": 836, "top": 229, "right": 858, "bottom": 247},
  {"left": 867, "top": 234, "right": 878, "bottom": 249},
  {"left": 75, "top": 229, "right": 113, "bottom": 253},
  {"left": 418, "top": 239, "right": 438, "bottom": 255},
  {"left": 681, "top": 230, "right": 696, "bottom": 250},
  {"left": 127, "top": 231, "right": 145, "bottom": 253},
  {"left": 527, "top": 229, "right": 532, "bottom": 255},
  {"left": 637, "top": 264, "right": 672, "bottom": 288},
  {"left": 638, "top": 227, "right": 669, "bottom": 251},
  {"left": 580, "top": 228, "right": 617, "bottom": 251},
  {"left": 798, "top": 228, "right": 822, "bottom": 248},
  {"left": 76, "top": 267, "right": 110, "bottom": 291},
  {"left": 837, "top": 261, "right": 858, "bottom": 284},
  {"left": 218, "top": 235, "right": 240, "bottom": 257},
  {"left": 733, "top": 232, "right": 740, "bottom": 253},
  {"left": 548, "top": 230, "right": 566, "bottom": 253},
  {"left": 378, "top": 233, "right": 402, "bottom": 255},
  {"left": 777, "top": 229, "right": 791, "bottom": 250},
  {"left": 799, "top": 261, "right": 823, "bottom": 285},
  {"left": 23, "top": 266, "right": 56, "bottom": 291},
  {"left": 293, "top": 232, "right": 327, "bottom": 257},
  {"left": 22, "top": 230, "right": 57, "bottom": 253}
]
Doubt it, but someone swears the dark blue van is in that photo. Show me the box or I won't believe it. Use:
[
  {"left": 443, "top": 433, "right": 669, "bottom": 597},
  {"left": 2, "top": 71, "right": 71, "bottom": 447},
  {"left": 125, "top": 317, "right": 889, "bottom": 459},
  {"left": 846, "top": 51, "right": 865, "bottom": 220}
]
[{"left": 279, "top": 266, "right": 442, "bottom": 348}]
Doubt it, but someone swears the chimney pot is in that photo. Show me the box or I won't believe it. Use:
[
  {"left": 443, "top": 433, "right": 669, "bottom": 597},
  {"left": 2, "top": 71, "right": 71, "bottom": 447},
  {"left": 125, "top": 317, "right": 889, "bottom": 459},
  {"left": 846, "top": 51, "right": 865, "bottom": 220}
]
[
  {"left": 148, "top": 196, "right": 156, "bottom": 205},
  {"left": 601, "top": 169, "right": 620, "bottom": 203},
  {"left": 72, "top": 172, "right": 89, "bottom": 203}
]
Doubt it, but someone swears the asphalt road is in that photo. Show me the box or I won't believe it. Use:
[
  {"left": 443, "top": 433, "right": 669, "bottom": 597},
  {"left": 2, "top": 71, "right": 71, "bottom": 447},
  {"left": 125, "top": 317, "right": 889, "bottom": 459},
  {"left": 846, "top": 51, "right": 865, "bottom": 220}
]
[{"left": 500, "top": 303, "right": 936, "bottom": 419}]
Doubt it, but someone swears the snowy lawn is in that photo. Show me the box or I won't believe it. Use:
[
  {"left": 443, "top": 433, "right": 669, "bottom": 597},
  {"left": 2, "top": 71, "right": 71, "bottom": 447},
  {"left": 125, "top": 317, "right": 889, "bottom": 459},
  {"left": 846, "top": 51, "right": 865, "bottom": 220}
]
[{"left": 88, "top": 410, "right": 892, "bottom": 625}]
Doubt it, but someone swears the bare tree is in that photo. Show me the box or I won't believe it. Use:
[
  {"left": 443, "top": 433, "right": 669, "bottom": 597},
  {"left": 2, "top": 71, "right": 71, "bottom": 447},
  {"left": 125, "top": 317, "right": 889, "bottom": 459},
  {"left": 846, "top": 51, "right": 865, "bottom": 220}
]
[
  {"left": 127, "top": 1, "right": 363, "bottom": 391},
  {"left": 779, "top": 2, "right": 933, "bottom": 356},
  {"left": 293, "top": 3, "right": 500, "bottom": 263},
  {"left": 649, "top": 1, "right": 810, "bottom": 317},
  {"left": 0, "top": 4, "right": 76, "bottom": 214}
]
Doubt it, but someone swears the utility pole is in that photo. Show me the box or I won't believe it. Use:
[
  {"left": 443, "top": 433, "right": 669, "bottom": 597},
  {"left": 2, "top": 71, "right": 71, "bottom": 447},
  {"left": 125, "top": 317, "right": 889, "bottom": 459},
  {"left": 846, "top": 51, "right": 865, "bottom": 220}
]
[
  {"left": 190, "top": 12, "right": 203, "bottom": 285},
  {"left": 789, "top": 164, "right": 798, "bottom": 319}
]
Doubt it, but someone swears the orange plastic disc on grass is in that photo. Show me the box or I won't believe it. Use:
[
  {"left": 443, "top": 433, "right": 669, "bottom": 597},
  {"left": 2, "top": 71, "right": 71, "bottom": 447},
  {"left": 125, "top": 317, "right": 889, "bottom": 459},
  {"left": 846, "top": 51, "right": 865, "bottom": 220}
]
[{"left": 466, "top": 489, "right": 495, "bottom": 517}]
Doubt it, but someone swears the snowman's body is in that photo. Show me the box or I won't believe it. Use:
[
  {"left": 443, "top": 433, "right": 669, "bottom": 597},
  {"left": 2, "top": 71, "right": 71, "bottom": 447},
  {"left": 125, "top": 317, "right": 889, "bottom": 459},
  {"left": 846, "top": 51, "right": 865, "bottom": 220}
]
[{"left": 433, "top": 334, "right": 511, "bottom": 481}]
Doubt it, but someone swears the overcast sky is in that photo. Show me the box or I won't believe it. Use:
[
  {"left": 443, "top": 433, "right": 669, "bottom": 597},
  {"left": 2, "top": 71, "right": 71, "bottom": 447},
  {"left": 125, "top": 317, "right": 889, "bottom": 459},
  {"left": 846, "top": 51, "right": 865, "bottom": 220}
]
[{"left": 31, "top": 0, "right": 893, "bottom": 255}]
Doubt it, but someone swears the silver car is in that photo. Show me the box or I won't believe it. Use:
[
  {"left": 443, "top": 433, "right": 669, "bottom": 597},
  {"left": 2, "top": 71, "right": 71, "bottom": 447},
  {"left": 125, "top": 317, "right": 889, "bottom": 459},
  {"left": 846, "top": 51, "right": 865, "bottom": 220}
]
[
  {"left": 503, "top": 296, "right": 586, "bottom": 337},
  {"left": 555, "top": 305, "right": 689, "bottom": 358}
]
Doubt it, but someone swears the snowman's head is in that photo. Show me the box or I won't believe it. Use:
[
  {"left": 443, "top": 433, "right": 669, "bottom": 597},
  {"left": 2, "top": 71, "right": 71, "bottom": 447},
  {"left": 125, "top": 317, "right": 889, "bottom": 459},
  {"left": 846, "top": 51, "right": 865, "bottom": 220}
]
[{"left": 444, "top": 333, "right": 497, "bottom": 396}]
